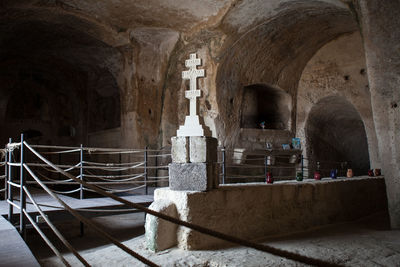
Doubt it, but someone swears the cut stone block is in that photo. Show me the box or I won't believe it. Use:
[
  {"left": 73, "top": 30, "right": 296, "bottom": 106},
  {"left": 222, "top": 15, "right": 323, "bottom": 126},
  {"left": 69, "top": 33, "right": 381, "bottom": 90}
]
[
  {"left": 169, "top": 162, "right": 218, "bottom": 191},
  {"left": 145, "top": 199, "right": 178, "bottom": 252},
  {"left": 189, "top": 136, "right": 217, "bottom": 163},
  {"left": 171, "top": 136, "right": 189, "bottom": 163}
]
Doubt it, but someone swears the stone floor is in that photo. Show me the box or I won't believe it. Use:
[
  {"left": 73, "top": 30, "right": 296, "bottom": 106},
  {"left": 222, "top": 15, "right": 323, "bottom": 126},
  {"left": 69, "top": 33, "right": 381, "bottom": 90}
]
[{"left": 27, "top": 211, "right": 400, "bottom": 266}]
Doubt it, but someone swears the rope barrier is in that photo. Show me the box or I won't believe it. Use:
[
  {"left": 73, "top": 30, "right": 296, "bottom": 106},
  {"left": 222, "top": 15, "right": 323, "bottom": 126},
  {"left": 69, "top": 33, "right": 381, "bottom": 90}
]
[
  {"left": 24, "top": 186, "right": 90, "bottom": 266},
  {"left": 39, "top": 148, "right": 81, "bottom": 155},
  {"left": 7, "top": 199, "right": 21, "bottom": 210},
  {"left": 84, "top": 173, "right": 146, "bottom": 182},
  {"left": 28, "top": 162, "right": 146, "bottom": 171},
  {"left": 6, "top": 142, "right": 21, "bottom": 152},
  {"left": 23, "top": 163, "right": 158, "bottom": 267},
  {"left": 23, "top": 210, "right": 72, "bottom": 267},
  {"left": 90, "top": 184, "right": 146, "bottom": 194},
  {"left": 83, "top": 171, "right": 145, "bottom": 178},
  {"left": 39, "top": 163, "right": 80, "bottom": 173},
  {"left": 30, "top": 144, "right": 169, "bottom": 154},
  {"left": 22, "top": 199, "right": 144, "bottom": 213},
  {"left": 23, "top": 141, "right": 342, "bottom": 267},
  {"left": 8, "top": 181, "right": 21, "bottom": 188},
  {"left": 50, "top": 188, "right": 82, "bottom": 194},
  {"left": 82, "top": 161, "right": 144, "bottom": 167},
  {"left": 35, "top": 171, "right": 74, "bottom": 183}
]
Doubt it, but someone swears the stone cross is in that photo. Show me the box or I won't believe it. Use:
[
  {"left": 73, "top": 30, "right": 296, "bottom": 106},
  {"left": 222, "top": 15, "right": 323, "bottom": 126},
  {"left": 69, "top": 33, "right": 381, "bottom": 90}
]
[
  {"left": 177, "top": 53, "right": 205, "bottom": 137},
  {"left": 182, "top": 53, "right": 205, "bottom": 116}
]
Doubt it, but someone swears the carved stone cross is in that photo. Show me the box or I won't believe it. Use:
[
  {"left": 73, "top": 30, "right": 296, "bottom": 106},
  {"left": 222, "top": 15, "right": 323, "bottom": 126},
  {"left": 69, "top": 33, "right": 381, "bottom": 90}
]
[
  {"left": 177, "top": 53, "right": 205, "bottom": 137},
  {"left": 182, "top": 53, "right": 205, "bottom": 116}
]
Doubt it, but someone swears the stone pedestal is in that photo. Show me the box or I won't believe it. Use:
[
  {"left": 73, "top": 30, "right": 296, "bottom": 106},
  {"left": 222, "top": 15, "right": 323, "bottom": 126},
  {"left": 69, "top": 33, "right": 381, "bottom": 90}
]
[
  {"left": 169, "top": 162, "right": 218, "bottom": 191},
  {"left": 169, "top": 136, "right": 218, "bottom": 191}
]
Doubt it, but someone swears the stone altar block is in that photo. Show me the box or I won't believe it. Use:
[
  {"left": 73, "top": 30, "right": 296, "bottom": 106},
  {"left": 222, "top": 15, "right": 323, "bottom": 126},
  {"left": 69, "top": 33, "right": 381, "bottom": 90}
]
[
  {"left": 170, "top": 136, "right": 218, "bottom": 191},
  {"left": 169, "top": 162, "right": 218, "bottom": 191}
]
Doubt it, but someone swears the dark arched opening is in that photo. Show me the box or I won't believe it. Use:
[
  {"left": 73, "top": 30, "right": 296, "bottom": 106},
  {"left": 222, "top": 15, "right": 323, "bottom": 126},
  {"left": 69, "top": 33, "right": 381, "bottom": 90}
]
[
  {"left": 306, "top": 96, "right": 370, "bottom": 176},
  {"left": 241, "top": 84, "right": 291, "bottom": 130},
  {"left": 0, "top": 18, "right": 121, "bottom": 146}
]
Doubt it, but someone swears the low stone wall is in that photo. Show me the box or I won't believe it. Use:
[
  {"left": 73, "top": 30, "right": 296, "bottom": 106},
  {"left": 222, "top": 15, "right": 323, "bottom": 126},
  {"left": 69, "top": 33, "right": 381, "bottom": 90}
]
[{"left": 151, "top": 176, "right": 387, "bottom": 250}]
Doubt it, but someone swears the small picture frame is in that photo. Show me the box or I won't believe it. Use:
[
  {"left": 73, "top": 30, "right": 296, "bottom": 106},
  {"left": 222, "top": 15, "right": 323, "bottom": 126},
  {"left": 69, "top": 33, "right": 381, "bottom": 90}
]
[
  {"left": 292, "top": 138, "right": 301, "bottom": 150},
  {"left": 282, "top": 143, "right": 290, "bottom": 150}
]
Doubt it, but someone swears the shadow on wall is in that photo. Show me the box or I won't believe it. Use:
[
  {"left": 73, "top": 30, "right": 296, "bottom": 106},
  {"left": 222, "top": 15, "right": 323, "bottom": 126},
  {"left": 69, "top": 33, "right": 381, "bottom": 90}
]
[
  {"left": 306, "top": 96, "right": 370, "bottom": 176},
  {"left": 0, "top": 18, "right": 122, "bottom": 146},
  {"left": 241, "top": 84, "right": 291, "bottom": 130}
]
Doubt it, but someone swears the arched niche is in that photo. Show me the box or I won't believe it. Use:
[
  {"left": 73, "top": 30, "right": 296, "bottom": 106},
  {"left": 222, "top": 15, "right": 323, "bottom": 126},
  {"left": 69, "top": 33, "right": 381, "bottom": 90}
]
[
  {"left": 241, "top": 84, "right": 291, "bottom": 130},
  {"left": 306, "top": 96, "right": 370, "bottom": 176},
  {"left": 0, "top": 18, "right": 122, "bottom": 146}
]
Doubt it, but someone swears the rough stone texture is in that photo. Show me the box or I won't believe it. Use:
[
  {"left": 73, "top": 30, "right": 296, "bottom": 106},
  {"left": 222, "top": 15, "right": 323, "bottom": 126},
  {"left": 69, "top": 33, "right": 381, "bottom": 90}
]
[
  {"left": 189, "top": 136, "right": 218, "bottom": 163},
  {"left": 171, "top": 136, "right": 189, "bottom": 163},
  {"left": 155, "top": 176, "right": 387, "bottom": 249},
  {"left": 169, "top": 162, "right": 218, "bottom": 191},
  {"left": 357, "top": 0, "right": 400, "bottom": 228},
  {"left": 296, "top": 32, "right": 380, "bottom": 175},
  {"left": 1, "top": 0, "right": 399, "bottom": 230},
  {"left": 145, "top": 199, "right": 178, "bottom": 252}
]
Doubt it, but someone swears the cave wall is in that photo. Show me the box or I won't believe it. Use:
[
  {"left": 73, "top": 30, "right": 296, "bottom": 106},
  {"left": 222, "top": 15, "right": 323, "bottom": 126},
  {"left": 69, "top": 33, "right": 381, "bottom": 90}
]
[
  {"left": 296, "top": 32, "right": 380, "bottom": 172},
  {"left": 1, "top": 0, "right": 399, "bottom": 226},
  {"left": 356, "top": 0, "right": 400, "bottom": 228}
]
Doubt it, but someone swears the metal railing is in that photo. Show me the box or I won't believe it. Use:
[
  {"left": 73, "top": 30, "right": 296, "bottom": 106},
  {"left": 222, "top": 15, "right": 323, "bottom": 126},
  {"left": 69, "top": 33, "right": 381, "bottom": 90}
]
[
  {"left": 218, "top": 148, "right": 354, "bottom": 183},
  {"left": 2, "top": 140, "right": 356, "bottom": 201},
  {"left": 219, "top": 148, "right": 305, "bottom": 183},
  {"left": 4, "top": 135, "right": 343, "bottom": 267},
  {"left": 5, "top": 137, "right": 171, "bottom": 202}
]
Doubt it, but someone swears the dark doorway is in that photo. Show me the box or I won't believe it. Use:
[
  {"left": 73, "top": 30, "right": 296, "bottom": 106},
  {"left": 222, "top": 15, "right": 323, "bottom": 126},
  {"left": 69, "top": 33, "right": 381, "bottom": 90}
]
[{"left": 306, "top": 96, "right": 370, "bottom": 176}]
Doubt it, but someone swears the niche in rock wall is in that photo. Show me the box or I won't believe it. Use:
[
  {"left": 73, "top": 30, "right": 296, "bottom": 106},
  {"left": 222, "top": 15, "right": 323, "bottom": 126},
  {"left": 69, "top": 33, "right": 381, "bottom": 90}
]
[
  {"left": 88, "top": 70, "right": 121, "bottom": 133},
  {"left": 240, "top": 84, "right": 291, "bottom": 130},
  {"left": 306, "top": 96, "right": 370, "bottom": 176}
]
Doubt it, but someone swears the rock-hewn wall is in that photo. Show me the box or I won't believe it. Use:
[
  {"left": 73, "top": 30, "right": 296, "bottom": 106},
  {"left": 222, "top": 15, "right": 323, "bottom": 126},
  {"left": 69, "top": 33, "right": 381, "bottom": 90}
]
[
  {"left": 357, "top": 0, "right": 400, "bottom": 228},
  {"left": 296, "top": 32, "right": 380, "bottom": 175}
]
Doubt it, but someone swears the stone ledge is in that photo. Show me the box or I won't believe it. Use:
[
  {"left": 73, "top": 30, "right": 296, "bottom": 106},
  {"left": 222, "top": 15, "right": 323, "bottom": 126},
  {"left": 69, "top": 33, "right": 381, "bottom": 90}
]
[{"left": 152, "top": 176, "right": 387, "bottom": 250}]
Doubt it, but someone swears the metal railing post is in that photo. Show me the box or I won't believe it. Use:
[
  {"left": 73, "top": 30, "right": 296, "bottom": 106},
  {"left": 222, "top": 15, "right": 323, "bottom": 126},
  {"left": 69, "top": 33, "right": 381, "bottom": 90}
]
[
  {"left": 221, "top": 147, "right": 226, "bottom": 184},
  {"left": 4, "top": 146, "right": 7, "bottom": 201},
  {"left": 79, "top": 144, "right": 85, "bottom": 237},
  {"left": 7, "top": 138, "right": 13, "bottom": 222},
  {"left": 144, "top": 146, "right": 148, "bottom": 195},
  {"left": 20, "top": 134, "right": 26, "bottom": 238},
  {"left": 301, "top": 154, "right": 304, "bottom": 178},
  {"left": 79, "top": 144, "right": 83, "bottom": 200}
]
